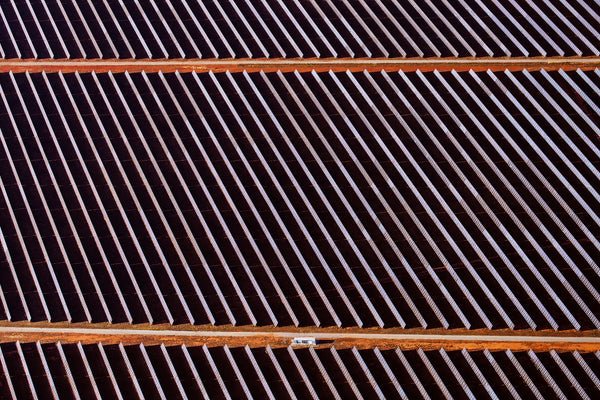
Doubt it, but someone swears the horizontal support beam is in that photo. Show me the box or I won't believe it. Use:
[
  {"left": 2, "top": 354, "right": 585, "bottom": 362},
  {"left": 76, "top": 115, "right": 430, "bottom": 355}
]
[
  {"left": 0, "top": 57, "right": 599, "bottom": 74},
  {"left": 0, "top": 324, "right": 598, "bottom": 352}
]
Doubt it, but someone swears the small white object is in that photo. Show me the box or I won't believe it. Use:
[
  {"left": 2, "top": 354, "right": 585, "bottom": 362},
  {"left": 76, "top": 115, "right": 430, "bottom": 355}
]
[{"left": 293, "top": 337, "right": 317, "bottom": 345}]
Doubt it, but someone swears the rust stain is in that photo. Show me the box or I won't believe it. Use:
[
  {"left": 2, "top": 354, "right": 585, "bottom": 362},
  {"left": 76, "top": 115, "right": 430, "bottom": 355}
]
[
  {"left": 0, "top": 321, "right": 598, "bottom": 352},
  {"left": 0, "top": 56, "right": 599, "bottom": 74},
  {"left": 1, "top": 331, "right": 598, "bottom": 352}
]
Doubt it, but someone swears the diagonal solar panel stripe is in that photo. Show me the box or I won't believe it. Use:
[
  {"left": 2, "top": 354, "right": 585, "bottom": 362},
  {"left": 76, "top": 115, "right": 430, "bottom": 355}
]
[
  {"left": 1, "top": 69, "right": 600, "bottom": 330},
  {"left": 0, "top": 343, "right": 598, "bottom": 400},
  {"left": 1, "top": 0, "right": 600, "bottom": 59}
]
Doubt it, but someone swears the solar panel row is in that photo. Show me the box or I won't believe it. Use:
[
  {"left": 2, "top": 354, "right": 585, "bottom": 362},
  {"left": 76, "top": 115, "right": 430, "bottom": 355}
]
[
  {"left": 1, "top": 0, "right": 600, "bottom": 59},
  {"left": 0, "top": 69, "right": 599, "bottom": 330},
  {"left": 0, "top": 342, "right": 598, "bottom": 399}
]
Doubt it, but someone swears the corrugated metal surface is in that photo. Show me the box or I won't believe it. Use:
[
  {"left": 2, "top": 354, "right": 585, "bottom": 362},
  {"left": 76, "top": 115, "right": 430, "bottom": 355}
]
[
  {"left": 2, "top": 2, "right": 600, "bottom": 397},
  {"left": 0, "top": 342, "right": 598, "bottom": 399},
  {"left": 1, "top": 69, "right": 599, "bottom": 330},
  {"left": 1, "top": 0, "right": 600, "bottom": 59}
]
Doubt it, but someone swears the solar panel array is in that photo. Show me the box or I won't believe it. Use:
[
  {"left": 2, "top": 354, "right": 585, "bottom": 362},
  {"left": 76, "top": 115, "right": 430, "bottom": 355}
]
[
  {"left": 0, "top": 343, "right": 598, "bottom": 400},
  {"left": 1, "top": 2, "right": 600, "bottom": 398},
  {"left": 1, "top": 0, "right": 600, "bottom": 59},
  {"left": 0, "top": 69, "right": 599, "bottom": 330}
]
